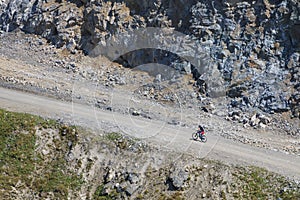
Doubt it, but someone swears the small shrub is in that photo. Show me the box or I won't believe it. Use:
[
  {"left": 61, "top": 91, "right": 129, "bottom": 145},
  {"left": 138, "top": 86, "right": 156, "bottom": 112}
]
[{"left": 105, "top": 132, "right": 123, "bottom": 141}]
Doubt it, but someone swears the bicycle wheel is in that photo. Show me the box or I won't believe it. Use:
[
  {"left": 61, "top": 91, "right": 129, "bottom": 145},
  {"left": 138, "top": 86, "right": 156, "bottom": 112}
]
[
  {"left": 201, "top": 135, "right": 207, "bottom": 143},
  {"left": 192, "top": 132, "right": 198, "bottom": 140}
]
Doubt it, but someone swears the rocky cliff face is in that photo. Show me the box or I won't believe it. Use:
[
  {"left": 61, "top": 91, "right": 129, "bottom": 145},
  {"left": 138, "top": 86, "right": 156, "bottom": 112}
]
[{"left": 0, "top": 0, "right": 299, "bottom": 118}]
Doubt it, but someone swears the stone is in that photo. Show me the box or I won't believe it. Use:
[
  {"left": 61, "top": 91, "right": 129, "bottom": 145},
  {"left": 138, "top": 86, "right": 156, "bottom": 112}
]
[
  {"left": 258, "top": 122, "right": 266, "bottom": 129},
  {"left": 232, "top": 115, "right": 240, "bottom": 121},
  {"left": 114, "top": 182, "right": 123, "bottom": 193},
  {"left": 227, "top": 85, "right": 247, "bottom": 98},
  {"left": 168, "top": 119, "right": 180, "bottom": 125},
  {"left": 42, "top": 149, "right": 49, "bottom": 155},
  {"left": 131, "top": 109, "right": 140, "bottom": 116},
  {"left": 250, "top": 114, "right": 260, "bottom": 127},
  {"left": 125, "top": 184, "right": 139, "bottom": 196},
  {"left": 169, "top": 168, "right": 189, "bottom": 190},
  {"left": 126, "top": 173, "right": 139, "bottom": 184},
  {"left": 154, "top": 74, "right": 161, "bottom": 83},
  {"left": 65, "top": 152, "right": 74, "bottom": 162},
  {"left": 104, "top": 168, "right": 115, "bottom": 183},
  {"left": 258, "top": 114, "right": 271, "bottom": 125},
  {"left": 183, "top": 61, "right": 192, "bottom": 74}
]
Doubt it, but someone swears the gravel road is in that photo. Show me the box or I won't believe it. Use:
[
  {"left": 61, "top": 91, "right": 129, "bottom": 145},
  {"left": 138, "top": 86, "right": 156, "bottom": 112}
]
[{"left": 0, "top": 87, "right": 299, "bottom": 180}]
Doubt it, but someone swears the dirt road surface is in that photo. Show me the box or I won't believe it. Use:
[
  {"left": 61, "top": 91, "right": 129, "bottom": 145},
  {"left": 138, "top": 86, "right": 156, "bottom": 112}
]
[{"left": 0, "top": 87, "right": 299, "bottom": 180}]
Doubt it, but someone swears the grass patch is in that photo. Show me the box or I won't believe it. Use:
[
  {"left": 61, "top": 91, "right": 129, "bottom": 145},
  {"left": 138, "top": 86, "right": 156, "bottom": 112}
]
[
  {"left": 0, "top": 109, "right": 57, "bottom": 134},
  {"left": 104, "top": 132, "right": 140, "bottom": 150},
  {"left": 0, "top": 129, "right": 36, "bottom": 190},
  {"left": 104, "top": 132, "right": 123, "bottom": 141},
  {"left": 233, "top": 166, "right": 300, "bottom": 199},
  {"left": 32, "top": 155, "right": 83, "bottom": 198},
  {"left": 93, "top": 184, "right": 118, "bottom": 200},
  {"left": 0, "top": 109, "right": 83, "bottom": 199}
]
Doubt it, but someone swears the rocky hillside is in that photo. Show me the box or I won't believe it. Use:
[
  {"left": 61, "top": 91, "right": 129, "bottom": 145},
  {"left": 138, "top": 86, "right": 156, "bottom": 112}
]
[
  {"left": 1, "top": 109, "right": 300, "bottom": 199},
  {"left": 0, "top": 0, "right": 299, "bottom": 119}
]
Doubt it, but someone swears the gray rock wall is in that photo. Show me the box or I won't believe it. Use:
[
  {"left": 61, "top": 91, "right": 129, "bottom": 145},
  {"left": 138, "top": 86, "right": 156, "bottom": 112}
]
[{"left": 0, "top": 0, "right": 299, "bottom": 118}]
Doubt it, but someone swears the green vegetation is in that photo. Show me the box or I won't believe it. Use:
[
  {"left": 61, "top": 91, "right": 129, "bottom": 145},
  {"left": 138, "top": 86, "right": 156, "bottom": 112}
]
[
  {"left": 104, "top": 132, "right": 140, "bottom": 150},
  {"left": 157, "top": 192, "right": 185, "bottom": 200},
  {"left": 93, "top": 184, "right": 118, "bottom": 200},
  {"left": 232, "top": 166, "right": 300, "bottom": 199},
  {"left": 0, "top": 108, "right": 57, "bottom": 134},
  {"left": 0, "top": 126, "right": 36, "bottom": 191},
  {"left": 104, "top": 132, "right": 123, "bottom": 141},
  {"left": 0, "top": 109, "right": 83, "bottom": 199},
  {"left": 32, "top": 157, "right": 83, "bottom": 197}
]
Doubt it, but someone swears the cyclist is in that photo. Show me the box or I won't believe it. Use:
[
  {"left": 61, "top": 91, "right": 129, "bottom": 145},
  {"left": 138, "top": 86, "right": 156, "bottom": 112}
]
[{"left": 197, "top": 125, "right": 205, "bottom": 138}]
